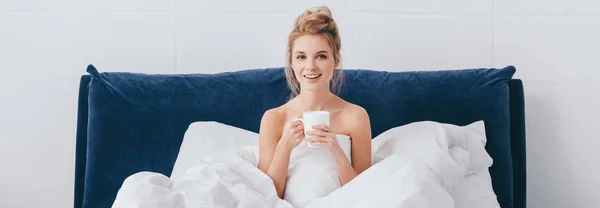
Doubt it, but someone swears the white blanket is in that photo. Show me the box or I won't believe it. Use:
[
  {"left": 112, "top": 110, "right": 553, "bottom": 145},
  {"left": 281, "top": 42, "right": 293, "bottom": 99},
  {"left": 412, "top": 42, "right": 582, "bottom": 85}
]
[{"left": 112, "top": 121, "right": 473, "bottom": 208}]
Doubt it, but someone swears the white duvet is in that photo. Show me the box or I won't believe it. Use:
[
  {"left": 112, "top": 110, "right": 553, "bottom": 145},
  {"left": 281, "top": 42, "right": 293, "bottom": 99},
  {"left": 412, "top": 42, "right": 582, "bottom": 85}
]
[{"left": 112, "top": 121, "right": 486, "bottom": 208}]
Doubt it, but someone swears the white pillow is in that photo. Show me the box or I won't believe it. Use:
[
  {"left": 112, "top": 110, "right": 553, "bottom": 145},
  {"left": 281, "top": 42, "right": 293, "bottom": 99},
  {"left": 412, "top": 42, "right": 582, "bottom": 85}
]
[
  {"left": 452, "top": 169, "right": 500, "bottom": 208},
  {"left": 170, "top": 121, "right": 259, "bottom": 180},
  {"left": 372, "top": 120, "right": 498, "bottom": 207},
  {"left": 444, "top": 121, "right": 500, "bottom": 208},
  {"left": 440, "top": 121, "right": 494, "bottom": 175},
  {"left": 371, "top": 121, "right": 472, "bottom": 192}
]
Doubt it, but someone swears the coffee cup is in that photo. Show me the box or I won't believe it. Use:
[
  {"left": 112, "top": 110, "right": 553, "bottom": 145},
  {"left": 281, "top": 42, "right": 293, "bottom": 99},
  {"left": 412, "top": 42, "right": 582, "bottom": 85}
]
[{"left": 295, "top": 111, "right": 330, "bottom": 147}]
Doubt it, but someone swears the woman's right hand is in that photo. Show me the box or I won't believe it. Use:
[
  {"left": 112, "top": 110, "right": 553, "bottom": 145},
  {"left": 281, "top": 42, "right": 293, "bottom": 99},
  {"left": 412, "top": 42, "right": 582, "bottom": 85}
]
[{"left": 279, "top": 118, "right": 304, "bottom": 150}]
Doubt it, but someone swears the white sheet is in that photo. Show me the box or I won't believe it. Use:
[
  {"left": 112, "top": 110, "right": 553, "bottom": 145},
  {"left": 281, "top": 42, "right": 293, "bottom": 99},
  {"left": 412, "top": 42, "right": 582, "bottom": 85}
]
[
  {"left": 112, "top": 121, "right": 473, "bottom": 208},
  {"left": 284, "top": 134, "right": 352, "bottom": 207}
]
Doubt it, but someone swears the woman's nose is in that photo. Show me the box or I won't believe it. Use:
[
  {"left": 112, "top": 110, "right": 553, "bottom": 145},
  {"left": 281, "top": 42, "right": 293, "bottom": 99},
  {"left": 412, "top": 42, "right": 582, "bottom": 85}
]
[{"left": 306, "top": 58, "right": 318, "bottom": 71}]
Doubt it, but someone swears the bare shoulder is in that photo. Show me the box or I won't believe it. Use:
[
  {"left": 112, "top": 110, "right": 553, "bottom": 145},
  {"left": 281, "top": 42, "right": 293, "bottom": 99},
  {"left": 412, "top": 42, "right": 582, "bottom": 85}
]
[
  {"left": 260, "top": 107, "right": 286, "bottom": 132},
  {"left": 260, "top": 106, "right": 295, "bottom": 142},
  {"left": 341, "top": 101, "right": 370, "bottom": 123},
  {"left": 336, "top": 100, "right": 371, "bottom": 137},
  {"left": 262, "top": 107, "right": 285, "bottom": 122}
]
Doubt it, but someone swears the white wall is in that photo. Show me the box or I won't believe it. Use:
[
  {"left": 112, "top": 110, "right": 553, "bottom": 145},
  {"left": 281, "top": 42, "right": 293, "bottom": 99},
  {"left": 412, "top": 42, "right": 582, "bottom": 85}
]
[{"left": 1, "top": 0, "right": 598, "bottom": 207}]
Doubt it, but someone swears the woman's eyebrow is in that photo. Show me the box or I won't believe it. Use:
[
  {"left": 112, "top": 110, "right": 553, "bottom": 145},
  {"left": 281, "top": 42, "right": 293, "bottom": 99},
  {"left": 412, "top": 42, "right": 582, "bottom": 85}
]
[{"left": 294, "top": 50, "right": 329, "bottom": 54}]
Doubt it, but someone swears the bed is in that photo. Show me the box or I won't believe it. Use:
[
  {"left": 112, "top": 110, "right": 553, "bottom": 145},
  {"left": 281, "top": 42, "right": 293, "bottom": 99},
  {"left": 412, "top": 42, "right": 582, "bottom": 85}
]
[{"left": 74, "top": 64, "right": 526, "bottom": 208}]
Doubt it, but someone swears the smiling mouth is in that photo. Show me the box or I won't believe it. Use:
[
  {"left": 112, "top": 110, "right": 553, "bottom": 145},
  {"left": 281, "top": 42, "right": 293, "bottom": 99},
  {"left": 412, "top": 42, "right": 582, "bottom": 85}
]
[{"left": 303, "top": 74, "right": 322, "bottom": 79}]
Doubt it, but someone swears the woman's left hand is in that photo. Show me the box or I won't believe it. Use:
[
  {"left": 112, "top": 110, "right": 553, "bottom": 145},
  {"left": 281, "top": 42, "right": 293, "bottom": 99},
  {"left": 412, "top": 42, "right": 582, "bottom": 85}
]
[{"left": 305, "top": 124, "right": 341, "bottom": 152}]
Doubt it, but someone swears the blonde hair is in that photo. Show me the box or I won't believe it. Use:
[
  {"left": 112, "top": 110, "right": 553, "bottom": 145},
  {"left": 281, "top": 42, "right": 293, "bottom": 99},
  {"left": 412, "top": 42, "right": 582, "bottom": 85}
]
[{"left": 285, "top": 6, "right": 343, "bottom": 98}]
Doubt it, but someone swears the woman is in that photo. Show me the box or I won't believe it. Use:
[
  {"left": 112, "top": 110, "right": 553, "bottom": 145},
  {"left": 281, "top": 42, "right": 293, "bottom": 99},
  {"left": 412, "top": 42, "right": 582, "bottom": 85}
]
[{"left": 258, "top": 5, "right": 373, "bottom": 201}]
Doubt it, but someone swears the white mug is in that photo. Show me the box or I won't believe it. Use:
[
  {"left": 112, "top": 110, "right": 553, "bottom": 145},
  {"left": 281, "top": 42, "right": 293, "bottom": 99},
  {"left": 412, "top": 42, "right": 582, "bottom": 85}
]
[{"left": 296, "top": 111, "right": 330, "bottom": 147}]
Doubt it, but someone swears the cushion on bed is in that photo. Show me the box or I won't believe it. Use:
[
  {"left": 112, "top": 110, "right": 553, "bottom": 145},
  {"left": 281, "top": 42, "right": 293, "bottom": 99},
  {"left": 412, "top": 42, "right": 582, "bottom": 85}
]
[{"left": 82, "top": 64, "right": 515, "bottom": 208}]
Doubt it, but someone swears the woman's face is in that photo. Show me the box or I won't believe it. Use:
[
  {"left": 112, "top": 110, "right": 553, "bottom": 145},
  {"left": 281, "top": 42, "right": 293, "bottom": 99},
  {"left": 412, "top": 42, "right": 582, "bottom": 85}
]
[{"left": 291, "top": 34, "right": 337, "bottom": 93}]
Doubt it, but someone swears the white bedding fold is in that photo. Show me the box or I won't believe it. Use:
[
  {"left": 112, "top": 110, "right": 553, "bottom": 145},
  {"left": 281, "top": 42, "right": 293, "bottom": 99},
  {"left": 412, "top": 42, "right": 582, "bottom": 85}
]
[
  {"left": 112, "top": 121, "right": 472, "bottom": 208},
  {"left": 113, "top": 154, "right": 294, "bottom": 208}
]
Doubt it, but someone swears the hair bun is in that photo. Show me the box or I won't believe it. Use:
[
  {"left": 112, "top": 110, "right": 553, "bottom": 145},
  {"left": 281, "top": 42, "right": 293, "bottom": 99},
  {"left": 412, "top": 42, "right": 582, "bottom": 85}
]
[
  {"left": 294, "top": 6, "right": 337, "bottom": 34},
  {"left": 306, "top": 6, "right": 333, "bottom": 20}
]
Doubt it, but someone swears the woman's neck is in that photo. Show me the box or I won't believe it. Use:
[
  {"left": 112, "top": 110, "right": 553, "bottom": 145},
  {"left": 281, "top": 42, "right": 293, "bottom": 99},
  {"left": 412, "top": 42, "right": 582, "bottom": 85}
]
[{"left": 294, "top": 89, "right": 335, "bottom": 112}]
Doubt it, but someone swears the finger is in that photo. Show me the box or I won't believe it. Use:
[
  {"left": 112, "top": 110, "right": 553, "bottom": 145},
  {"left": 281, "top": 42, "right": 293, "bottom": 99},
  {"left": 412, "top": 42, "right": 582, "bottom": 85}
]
[
  {"left": 292, "top": 124, "right": 304, "bottom": 132},
  {"left": 290, "top": 124, "right": 299, "bottom": 132},
  {"left": 311, "top": 124, "right": 328, "bottom": 131},
  {"left": 304, "top": 130, "right": 320, "bottom": 137},
  {"left": 306, "top": 130, "right": 335, "bottom": 138},
  {"left": 305, "top": 137, "right": 320, "bottom": 142},
  {"left": 306, "top": 137, "right": 329, "bottom": 143},
  {"left": 289, "top": 120, "right": 301, "bottom": 128},
  {"left": 291, "top": 128, "right": 301, "bottom": 134},
  {"left": 313, "top": 125, "right": 333, "bottom": 134},
  {"left": 313, "top": 139, "right": 333, "bottom": 148},
  {"left": 305, "top": 130, "right": 326, "bottom": 137}
]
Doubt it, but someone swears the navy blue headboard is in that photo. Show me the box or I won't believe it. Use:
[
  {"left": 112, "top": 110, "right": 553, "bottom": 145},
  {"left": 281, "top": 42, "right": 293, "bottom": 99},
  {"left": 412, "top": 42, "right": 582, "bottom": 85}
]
[{"left": 74, "top": 65, "right": 525, "bottom": 208}]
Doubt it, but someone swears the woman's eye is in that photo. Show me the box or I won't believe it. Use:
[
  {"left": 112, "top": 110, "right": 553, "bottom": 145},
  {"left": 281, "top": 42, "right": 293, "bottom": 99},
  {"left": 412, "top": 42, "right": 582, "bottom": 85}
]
[
  {"left": 318, "top": 54, "right": 327, "bottom": 59},
  {"left": 297, "top": 55, "right": 306, "bottom": 60}
]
